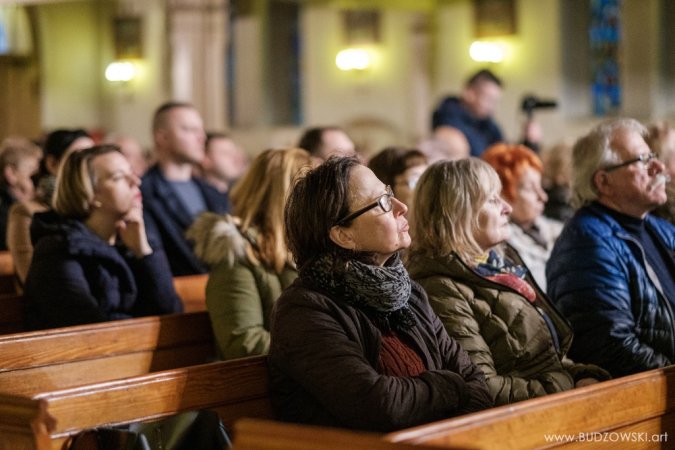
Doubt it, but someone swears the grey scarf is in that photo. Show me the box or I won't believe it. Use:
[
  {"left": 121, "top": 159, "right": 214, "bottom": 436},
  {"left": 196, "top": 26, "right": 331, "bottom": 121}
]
[{"left": 301, "top": 252, "right": 416, "bottom": 331}]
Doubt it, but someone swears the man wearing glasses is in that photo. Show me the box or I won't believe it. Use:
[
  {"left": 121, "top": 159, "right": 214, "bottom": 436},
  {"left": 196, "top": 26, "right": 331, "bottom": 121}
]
[{"left": 546, "top": 118, "right": 675, "bottom": 378}]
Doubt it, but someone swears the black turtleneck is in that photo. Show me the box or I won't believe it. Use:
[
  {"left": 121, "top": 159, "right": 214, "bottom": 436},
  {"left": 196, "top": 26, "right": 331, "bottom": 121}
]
[{"left": 597, "top": 202, "right": 675, "bottom": 310}]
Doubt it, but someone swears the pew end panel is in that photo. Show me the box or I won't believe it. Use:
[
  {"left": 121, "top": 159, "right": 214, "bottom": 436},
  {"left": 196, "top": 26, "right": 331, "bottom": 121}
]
[{"left": 0, "top": 394, "right": 55, "bottom": 450}]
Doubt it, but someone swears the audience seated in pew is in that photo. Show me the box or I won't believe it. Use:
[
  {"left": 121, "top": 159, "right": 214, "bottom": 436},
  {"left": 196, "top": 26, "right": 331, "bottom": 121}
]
[
  {"left": 23, "top": 145, "right": 182, "bottom": 331},
  {"left": 7, "top": 128, "right": 94, "bottom": 285},
  {"left": 297, "top": 126, "right": 356, "bottom": 160},
  {"left": 407, "top": 158, "right": 609, "bottom": 407},
  {"left": 141, "top": 102, "right": 231, "bottom": 277},
  {"left": 199, "top": 132, "right": 250, "bottom": 197},
  {"left": 482, "top": 144, "right": 563, "bottom": 290},
  {"left": 646, "top": 121, "right": 675, "bottom": 225},
  {"left": 187, "top": 148, "right": 314, "bottom": 360},
  {"left": 368, "top": 147, "right": 428, "bottom": 217},
  {"left": 547, "top": 118, "right": 675, "bottom": 378},
  {"left": 269, "top": 156, "right": 492, "bottom": 433},
  {"left": 0, "top": 138, "right": 42, "bottom": 252}
]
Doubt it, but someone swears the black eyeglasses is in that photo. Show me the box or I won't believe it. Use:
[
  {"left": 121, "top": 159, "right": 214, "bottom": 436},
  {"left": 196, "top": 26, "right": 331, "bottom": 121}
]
[
  {"left": 334, "top": 186, "right": 394, "bottom": 227},
  {"left": 603, "top": 153, "right": 660, "bottom": 172}
]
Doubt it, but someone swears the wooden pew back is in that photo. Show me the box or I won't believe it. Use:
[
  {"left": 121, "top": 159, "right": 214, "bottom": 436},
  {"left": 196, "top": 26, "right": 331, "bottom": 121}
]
[
  {"left": 232, "top": 419, "right": 464, "bottom": 450},
  {"left": 0, "top": 274, "right": 207, "bottom": 336},
  {"left": 0, "top": 251, "right": 16, "bottom": 295},
  {"left": 387, "top": 366, "right": 675, "bottom": 450},
  {"left": 173, "top": 274, "right": 208, "bottom": 312},
  {"left": 0, "top": 312, "right": 215, "bottom": 396},
  {"left": 0, "top": 356, "right": 272, "bottom": 449}
]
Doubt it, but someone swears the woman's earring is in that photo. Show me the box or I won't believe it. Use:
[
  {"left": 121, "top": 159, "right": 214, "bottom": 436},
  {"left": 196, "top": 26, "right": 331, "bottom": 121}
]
[{"left": 92, "top": 199, "right": 102, "bottom": 208}]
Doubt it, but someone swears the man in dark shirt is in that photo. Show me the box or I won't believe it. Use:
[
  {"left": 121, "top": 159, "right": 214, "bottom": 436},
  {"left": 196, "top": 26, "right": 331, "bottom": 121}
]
[
  {"left": 432, "top": 69, "right": 505, "bottom": 157},
  {"left": 547, "top": 118, "right": 675, "bottom": 377},
  {"left": 141, "top": 102, "right": 230, "bottom": 276}
]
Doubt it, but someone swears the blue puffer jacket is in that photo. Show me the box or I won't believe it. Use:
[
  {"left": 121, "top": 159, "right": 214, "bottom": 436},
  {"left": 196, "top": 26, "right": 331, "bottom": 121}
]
[{"left": 546, "top": 203, "right": 675, "bottom": 377}]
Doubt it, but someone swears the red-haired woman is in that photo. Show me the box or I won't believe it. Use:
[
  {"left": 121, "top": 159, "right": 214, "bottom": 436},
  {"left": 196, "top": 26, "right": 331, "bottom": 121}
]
[{"left": 482, "top": 143, "right": 563, "bottom": 290}]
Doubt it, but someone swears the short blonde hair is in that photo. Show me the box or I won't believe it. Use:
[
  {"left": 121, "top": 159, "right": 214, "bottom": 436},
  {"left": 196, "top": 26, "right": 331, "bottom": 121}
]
[
  {"left": 230, "top": 148, "right": 315, "bottom": 273},
  {"left": 53, "top": 145, "right": 121, "bottom": 220},
  {"left": 410, "top": 158, "right": 501, "bottom": 262}
]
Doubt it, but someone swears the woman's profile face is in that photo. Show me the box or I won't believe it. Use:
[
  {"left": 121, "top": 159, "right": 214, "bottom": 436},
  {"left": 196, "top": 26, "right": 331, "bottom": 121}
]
[
  {"left": 90, "top": 152, "right": 142, "bottom": 219},
  {"left": 508, "top": 166, "right": 547, "bottom": 229},
  {"left": 473, "top": 186, "right": 512, "bottom": 254},
  {"left": 338, "top": 165, "right": 411, "bottom": 265}
]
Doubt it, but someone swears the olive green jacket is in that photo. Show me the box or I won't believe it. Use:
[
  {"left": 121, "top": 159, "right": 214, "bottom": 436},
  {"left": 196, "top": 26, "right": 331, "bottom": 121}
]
[
  {"left": 407, "top": 246, "right": 610, "bottom": 406},
  {"left": 187, "top": 213, "right": 297, "bottom": 360}
]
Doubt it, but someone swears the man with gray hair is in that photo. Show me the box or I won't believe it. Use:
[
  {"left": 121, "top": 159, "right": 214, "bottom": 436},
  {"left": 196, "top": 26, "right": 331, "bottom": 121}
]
[{"left": 546, "top": 118, "right": 675, "bottom": 378}]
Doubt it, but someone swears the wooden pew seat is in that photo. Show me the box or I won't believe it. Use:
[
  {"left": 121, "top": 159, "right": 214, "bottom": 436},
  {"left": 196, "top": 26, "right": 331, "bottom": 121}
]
[
  {"left": 387, "top": 365, "right": 675, "bottom": 449},
  {"left": 0, "top": 312, "right": 216, "bottom": 396}
]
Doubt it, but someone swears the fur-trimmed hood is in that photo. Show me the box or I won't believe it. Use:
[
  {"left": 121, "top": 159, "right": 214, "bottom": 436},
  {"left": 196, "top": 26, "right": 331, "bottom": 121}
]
[{"left": 186, "top": 212, "right": 254, "bottom": 267}]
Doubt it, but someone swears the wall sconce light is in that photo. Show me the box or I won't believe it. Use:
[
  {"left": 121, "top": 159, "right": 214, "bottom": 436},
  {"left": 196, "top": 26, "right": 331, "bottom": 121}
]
[
  {"left": 336, "top": 49, "right": 370, "bottom": 71},
  {"left": 105, "top": 61, "right": 136, "bottom": 82},
  {"left": 469, "top": 41, "right": 504, "bottom": 63}
]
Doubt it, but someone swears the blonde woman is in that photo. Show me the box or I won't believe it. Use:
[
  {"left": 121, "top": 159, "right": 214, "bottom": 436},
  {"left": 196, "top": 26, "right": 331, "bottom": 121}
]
[
  {"left": 24, "top": 145, "right": 182, "bottom": 331},
  {"left": 187, "top": 148, "right": 315, "bottom": 360},
  {"left": 407, "top": 158, "right": 610, "bottom": 406}
]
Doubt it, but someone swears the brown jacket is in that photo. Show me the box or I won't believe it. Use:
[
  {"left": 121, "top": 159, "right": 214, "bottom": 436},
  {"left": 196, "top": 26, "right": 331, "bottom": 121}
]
[
  {"left": 268, "top": 277, "right": 492, "bottom": 432},
  {"left": 407, "top": 246, "right": 610, "bottom": 406}
]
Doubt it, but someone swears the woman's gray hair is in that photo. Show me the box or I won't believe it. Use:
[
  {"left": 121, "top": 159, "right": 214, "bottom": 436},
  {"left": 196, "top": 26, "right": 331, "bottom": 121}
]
[{"left": 571, "top": 118, "right": 647, "bottom": 208}]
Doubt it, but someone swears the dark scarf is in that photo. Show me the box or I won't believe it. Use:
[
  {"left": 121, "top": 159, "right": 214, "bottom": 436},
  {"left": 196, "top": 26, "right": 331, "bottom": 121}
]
[{"left": 301, "top": 252, "right": 416, "bottom": 332}]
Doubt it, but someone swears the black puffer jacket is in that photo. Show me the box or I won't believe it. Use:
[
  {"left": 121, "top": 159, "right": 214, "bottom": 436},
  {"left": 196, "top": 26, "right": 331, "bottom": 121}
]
[
  {"left": 268, "top": 276, "right": 492, "bottom": 432},
  {"left": 24, "top": 210, "right": 183, "bottom": 331}
]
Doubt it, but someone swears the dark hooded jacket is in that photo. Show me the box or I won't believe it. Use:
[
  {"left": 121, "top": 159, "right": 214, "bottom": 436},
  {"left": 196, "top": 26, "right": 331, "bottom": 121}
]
[
  {"left": 23, "top": 210, "right": 183, "bottom": 331},
  {"left": 268, "top": 276, "right": 492, "bottom": 432}
]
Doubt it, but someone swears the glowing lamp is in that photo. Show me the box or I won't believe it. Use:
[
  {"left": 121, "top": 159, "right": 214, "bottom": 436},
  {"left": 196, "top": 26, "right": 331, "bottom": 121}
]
[
  {"left": 469, "top": 41, "right": 504, "bottom": 63},
  {"left": 336, "top": 49, "right": 370, "bottom": 71},
  {"left": 105, "top": 61, "right": 135, "bottom": 82}
]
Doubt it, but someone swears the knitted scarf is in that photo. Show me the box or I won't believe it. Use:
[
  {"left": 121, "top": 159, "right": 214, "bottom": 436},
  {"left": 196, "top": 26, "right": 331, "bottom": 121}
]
[{"left": 301, "top": 252, "right": 416, "bottom": 332}]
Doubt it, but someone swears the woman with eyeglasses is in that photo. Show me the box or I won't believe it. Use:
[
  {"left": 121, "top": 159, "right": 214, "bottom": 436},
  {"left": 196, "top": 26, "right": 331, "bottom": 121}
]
[
  {"left": 407, "top": 158, "right": 610, "bottom": 407},
  {"left": 268, "top": 156, "right": 492, "bottom": 432},
  {"left": 368, "top": 147, "right": 428, "bottom": 216},
  {"left": 23, "top": 145, "right": 183, "bottom": 331}
]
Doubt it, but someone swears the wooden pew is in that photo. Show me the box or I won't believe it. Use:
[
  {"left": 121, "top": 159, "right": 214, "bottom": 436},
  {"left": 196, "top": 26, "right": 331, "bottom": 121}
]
[
  {"left": 0, "top": 356, "right": 272, "bottom": 449},
  {"left": 0, "top": 311, "right": 216, "bottom": 396},
  {"left": 0, "top": 274, "right": 207, "bottom": 336},
  {"left": 0, "top": 292, "right": 23, "bottom": 334},
  {"left": 232, "top": 419, "right": 461, "bottom": 450},
  {"left": 387, "top": 365, "right": 675, "bottom": 449},
  {"left": 0, "top": 251, "right": 17, "bottom": 294},
  {"left": 173, "top": 273, "right": 208, "bottom": 312}
]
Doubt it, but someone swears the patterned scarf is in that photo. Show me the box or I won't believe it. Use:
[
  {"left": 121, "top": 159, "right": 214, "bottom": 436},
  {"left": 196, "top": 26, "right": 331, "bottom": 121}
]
[
  {"left": 301, "top": 252, "right": 416, "bottom": 332},
  {"left": 471, "top": 249, "right": 536, "bottom": 302}
]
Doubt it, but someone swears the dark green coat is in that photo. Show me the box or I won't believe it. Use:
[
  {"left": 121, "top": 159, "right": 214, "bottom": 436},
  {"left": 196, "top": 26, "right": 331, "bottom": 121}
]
[
  {"left": 407, "top": 247, "right": 609, "bottom": 406},
  {"left": 187, "top": 213, "right": 297, "bottom": 360}
]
